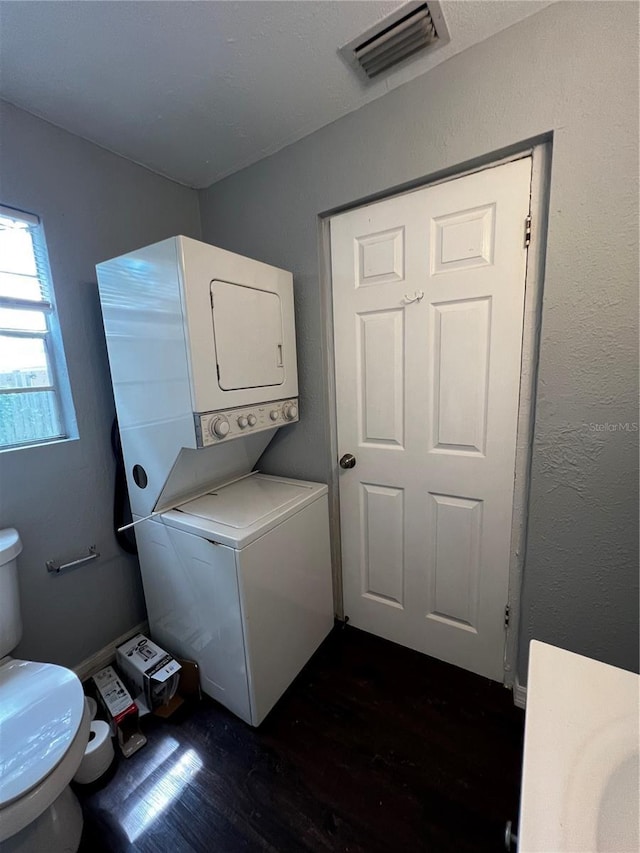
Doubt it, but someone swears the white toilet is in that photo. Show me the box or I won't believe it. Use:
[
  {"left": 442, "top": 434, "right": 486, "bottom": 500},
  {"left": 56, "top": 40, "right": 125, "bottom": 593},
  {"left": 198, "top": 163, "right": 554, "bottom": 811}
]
[{"left": 0, "top": 529, "right": 91, "bottom": 853}]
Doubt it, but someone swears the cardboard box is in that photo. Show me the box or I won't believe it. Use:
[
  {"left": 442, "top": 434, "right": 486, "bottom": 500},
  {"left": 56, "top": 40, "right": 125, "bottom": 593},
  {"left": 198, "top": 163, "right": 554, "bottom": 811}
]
[
  {"left": 152, "top": 658, "right": 201, "bottom": 719},
  {"left": 93, "top": 665, "right": 146, "bottom": 758},
  {"left": 116, "top": 634, "right": 181, "bottom": 715}
]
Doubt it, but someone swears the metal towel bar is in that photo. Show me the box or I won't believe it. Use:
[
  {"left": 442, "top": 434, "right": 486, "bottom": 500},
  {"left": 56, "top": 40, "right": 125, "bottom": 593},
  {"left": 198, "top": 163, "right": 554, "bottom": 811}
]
[{"left": 46, "top": 545, "right": 100, "bottom": 575}]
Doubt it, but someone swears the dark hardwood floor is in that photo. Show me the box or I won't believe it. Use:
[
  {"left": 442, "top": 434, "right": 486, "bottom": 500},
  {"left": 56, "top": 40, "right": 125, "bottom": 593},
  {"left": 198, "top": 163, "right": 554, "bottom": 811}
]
[{"left": 77, "top": 626, "right": 524, "bottom": 853}]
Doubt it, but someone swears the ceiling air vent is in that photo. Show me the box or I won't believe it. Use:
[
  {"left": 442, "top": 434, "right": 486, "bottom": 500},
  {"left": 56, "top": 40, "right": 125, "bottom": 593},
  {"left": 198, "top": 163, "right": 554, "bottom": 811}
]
[{"left": 340, "top": 1, "right": 450, "bottom": 81}]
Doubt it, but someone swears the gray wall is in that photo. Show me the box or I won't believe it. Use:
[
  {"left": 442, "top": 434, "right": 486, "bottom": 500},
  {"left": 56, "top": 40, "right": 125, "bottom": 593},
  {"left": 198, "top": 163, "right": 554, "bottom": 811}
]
[
  {"left": 0, "top": 101, "right": 201, "bottom": 668},
  {"left": 199, "top": 2, "right": 639, "bottom": 682}
]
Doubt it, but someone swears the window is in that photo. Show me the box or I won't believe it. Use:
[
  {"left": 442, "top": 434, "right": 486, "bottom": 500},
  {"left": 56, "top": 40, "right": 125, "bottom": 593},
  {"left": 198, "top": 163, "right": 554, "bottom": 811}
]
[{"left": 0, "top": 205, "right": 74, "bottom": 449}]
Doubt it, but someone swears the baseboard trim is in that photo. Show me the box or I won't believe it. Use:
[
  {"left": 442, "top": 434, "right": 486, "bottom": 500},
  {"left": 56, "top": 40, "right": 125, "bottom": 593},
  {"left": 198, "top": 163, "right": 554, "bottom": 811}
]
[
  {"left": 513, "top": 676, "right": 527, "bottom": 709},
  {"left": 74, "top": 620, "right": 149, "bottom": 683}
]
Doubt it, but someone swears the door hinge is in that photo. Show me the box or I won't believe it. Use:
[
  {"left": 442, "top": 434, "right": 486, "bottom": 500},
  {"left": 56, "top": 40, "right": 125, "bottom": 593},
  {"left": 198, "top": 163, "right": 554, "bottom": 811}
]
[
  {"left": 524, "top": 214, "right": 532, "bottom": 248},
  {"left": 504, "top": 605, "right": 511, "bottom": 629}
]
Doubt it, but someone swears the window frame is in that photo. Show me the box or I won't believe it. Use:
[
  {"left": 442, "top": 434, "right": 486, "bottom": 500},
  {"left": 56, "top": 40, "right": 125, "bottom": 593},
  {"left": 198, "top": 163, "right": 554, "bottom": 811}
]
[{"left": 0, "top": 204, "right": 74, "bottom": 451}]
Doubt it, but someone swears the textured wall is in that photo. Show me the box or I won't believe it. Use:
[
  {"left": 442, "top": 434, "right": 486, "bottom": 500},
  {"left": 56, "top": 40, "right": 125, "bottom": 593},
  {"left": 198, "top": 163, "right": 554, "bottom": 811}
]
[
  {"left": 0, "top": 101, "right": 201, "bottom": 668},
  {"left": 199, "top": 2, "right": 639, "bottom": 681}
]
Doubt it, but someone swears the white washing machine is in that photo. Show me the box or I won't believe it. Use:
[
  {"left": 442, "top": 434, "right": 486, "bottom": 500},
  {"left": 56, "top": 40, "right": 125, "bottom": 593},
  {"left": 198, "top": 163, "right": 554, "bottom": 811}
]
[
  {"left": 97, "top": 234, "right": 334, "bottom": 726},
  {"left": 133, "top": 473, "right": 332, "bottom": 726}
]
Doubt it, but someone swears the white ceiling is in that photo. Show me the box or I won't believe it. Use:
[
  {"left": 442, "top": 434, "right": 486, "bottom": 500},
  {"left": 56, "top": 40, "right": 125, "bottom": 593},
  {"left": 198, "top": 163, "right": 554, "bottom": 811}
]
[{"left": 0, "top": 1, "right": 553, "bottom": 189}]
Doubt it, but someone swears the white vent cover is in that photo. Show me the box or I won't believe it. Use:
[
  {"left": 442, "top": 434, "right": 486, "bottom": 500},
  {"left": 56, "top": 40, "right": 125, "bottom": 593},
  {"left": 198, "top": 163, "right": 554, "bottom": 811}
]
[{"left": 340, "top": 1, "right": 450, "bottom": 81}]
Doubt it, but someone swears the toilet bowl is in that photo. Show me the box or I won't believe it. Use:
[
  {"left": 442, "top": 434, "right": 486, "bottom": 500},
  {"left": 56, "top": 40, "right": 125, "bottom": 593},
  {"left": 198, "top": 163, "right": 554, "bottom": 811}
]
[{"left": 0, "top": 529, "right": 90, "bottom": 853}]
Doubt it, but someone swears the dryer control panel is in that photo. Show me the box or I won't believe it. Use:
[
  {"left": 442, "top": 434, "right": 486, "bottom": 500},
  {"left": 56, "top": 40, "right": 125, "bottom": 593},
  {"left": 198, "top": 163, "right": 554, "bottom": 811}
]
[{"left": 195, "top": 399, "right": 299, "bottom": 447}]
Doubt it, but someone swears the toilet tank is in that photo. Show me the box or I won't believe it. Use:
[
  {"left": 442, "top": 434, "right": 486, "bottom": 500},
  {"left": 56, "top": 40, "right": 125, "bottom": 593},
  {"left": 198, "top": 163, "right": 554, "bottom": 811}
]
[{"left": 0, "top": 529, "right": 23, "bottom": 657}]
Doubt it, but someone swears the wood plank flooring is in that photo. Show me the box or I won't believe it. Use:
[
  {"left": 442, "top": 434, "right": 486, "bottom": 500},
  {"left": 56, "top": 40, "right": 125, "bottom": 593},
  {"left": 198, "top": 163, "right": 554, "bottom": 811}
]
[{"left": 77, "top": 625, "right": 524, "bottom": 852}]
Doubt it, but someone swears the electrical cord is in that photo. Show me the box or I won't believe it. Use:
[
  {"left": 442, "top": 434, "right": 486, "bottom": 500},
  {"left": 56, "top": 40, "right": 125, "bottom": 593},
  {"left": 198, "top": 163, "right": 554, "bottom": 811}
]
[{"left": 111, "top": 418, "right": 138, "bottom": 555}]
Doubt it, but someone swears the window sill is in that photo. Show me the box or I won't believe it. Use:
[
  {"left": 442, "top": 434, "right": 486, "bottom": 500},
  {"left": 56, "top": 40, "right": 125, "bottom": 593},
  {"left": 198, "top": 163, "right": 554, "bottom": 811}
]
[{"left": 0, "top": 434, "right": 79, "bottom": 455}]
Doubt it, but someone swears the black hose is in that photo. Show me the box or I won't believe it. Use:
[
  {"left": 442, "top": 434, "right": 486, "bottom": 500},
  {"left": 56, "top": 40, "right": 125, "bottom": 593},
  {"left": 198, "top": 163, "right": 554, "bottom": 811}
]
[{"left": 111, "top": 418, "right": 138, "bottom": 555}]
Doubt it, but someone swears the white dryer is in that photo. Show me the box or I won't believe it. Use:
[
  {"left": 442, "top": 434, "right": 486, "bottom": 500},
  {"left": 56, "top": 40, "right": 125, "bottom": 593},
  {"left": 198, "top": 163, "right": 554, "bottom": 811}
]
[
  {"left": 133, "top": 473, "right": 332, "bottom": 727},
  {"left": 96, "top": 236, "right": 299, "bottom": 519}
]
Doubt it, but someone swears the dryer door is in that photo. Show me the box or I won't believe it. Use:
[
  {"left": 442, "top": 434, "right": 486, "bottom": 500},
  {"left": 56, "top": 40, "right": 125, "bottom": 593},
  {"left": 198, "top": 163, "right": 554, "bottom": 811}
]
[
  {"left": 211, "top": 280, "right": 284, "bottom": 390},
  {"left": 178, "top": 238, "right": 298, "bottom": 413}
]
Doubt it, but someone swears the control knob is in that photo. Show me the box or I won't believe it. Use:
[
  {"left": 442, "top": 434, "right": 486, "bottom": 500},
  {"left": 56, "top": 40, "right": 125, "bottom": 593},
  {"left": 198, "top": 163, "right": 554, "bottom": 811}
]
[
  {"left": 237, "top": 416, "right": 248, "bottom": 429},
  {"left": 282, "top": 402, "right": 298, "bottom": 421},
  {"left": 247, "top": 414, "right": 257, "bottom": 426},
  {"left": 210, "top": 416, "right": 230, "bottom": 439},
  {"left": 270, "top": 410, "right": 280, "bottom": 421}
]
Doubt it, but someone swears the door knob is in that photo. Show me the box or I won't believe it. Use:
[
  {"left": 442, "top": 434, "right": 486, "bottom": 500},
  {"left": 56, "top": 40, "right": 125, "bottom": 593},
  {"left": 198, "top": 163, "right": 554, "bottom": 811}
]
[{"left": 339, "top": 453, "right": 356, "bottom": 469}]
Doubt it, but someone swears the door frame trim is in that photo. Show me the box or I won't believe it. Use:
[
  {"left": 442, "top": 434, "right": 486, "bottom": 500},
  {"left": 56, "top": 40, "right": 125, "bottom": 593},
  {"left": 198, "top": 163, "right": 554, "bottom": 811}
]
[
  {"left": 502, "top": 142, "right": 550, "bottom": 687},
  {"left": 318, "top": 140, "right": 551, "bottom": 686}
]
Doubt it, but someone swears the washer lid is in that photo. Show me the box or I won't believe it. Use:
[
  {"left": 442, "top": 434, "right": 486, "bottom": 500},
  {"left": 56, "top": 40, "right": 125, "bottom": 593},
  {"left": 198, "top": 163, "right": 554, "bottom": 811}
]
[
  {"left": 0, "top": 659, "right": 85, "bottom": 807},
  {"left": 161, "top": 474, "right": 327, "bottom": 548},
  {"left": 180, "top": 475, "right": 311, "bottom": 528}
]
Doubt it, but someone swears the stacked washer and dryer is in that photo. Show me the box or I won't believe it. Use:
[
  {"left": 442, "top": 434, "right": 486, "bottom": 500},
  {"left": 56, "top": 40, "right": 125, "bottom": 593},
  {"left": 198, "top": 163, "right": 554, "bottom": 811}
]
[{"left": 96, "top": 236, "right": 333, "bottom": 727}]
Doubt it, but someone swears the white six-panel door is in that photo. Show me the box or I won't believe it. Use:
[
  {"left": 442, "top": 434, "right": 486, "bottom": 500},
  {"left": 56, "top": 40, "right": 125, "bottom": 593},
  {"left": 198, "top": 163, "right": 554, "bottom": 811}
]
[{"left": 330, "top": 158, "right": 532, "bottom": 681}]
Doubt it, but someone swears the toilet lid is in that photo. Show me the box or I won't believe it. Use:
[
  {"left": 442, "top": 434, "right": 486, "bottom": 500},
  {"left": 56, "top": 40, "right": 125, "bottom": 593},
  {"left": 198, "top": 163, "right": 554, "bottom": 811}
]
[{"left": 0, "top": 659, "right": 85, "bottom": 807}]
